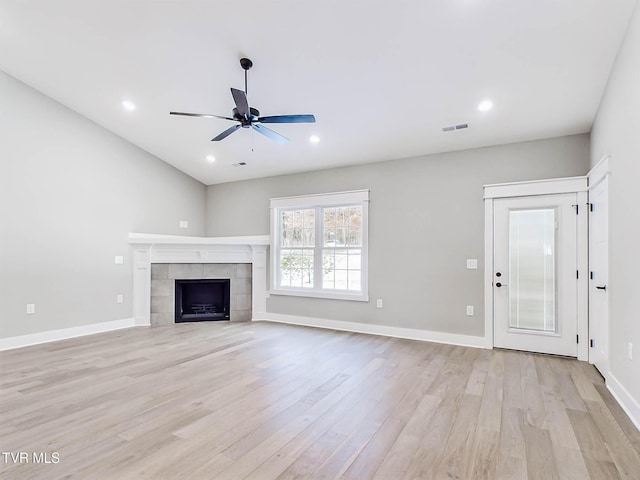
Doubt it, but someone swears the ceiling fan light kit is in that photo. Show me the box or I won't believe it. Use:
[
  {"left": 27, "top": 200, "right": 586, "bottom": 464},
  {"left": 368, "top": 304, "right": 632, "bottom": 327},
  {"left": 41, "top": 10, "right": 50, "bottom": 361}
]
[{"left": 170, "top": 58, "right": 316, "bottom": 144}]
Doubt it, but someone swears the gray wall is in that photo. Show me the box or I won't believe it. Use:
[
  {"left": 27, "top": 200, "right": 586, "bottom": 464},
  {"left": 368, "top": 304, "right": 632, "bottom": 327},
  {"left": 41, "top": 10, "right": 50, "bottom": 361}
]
[
  {"left": 590, "top": 3, "right": 640, "bottom": 408},
  {"left": 207, "top": 134, "right": 590, "bottom": 336},
  {"left": 0, "top": 72, "right": 206, "bottom": 338}
]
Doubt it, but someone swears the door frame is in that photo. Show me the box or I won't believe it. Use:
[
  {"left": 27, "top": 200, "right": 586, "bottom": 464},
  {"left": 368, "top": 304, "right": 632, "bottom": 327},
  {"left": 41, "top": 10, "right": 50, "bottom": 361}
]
[
  {"left": 483, "top": 176, "right": 589, "bottom": 360},
  {"left": 587, "top": 154, "right": 612, "bottom": 371}
]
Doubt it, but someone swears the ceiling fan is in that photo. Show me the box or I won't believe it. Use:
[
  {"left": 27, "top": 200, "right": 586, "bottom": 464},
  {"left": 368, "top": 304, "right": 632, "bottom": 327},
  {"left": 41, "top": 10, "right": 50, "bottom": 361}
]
[{"left": 170, "top": 58, "right": 316, "bottom": 144}]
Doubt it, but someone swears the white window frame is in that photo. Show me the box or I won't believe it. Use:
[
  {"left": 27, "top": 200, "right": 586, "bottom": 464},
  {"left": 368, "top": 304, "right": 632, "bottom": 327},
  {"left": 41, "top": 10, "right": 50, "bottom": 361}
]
[{"left": 270, "top": 189, "right": 369, "bottom": 301}]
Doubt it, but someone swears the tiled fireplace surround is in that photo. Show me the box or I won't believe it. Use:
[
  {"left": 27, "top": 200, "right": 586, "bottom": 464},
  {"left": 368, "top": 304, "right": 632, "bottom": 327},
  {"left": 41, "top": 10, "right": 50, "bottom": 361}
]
[
  {"left": 151, "top": 263, "right": 252, "bottom": 324},
  {"left": 129, "top": 234, "right": 269, "bottom": 326}
]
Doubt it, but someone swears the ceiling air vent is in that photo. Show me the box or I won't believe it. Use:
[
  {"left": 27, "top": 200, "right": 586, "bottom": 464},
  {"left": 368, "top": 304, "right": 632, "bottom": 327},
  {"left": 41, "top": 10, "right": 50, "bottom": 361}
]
[
  {"left": 442, "top": 123, "right": 469, "bottom": 132},
  {"left": 232, "top": 162, "right": 247, "bottom": 167}
]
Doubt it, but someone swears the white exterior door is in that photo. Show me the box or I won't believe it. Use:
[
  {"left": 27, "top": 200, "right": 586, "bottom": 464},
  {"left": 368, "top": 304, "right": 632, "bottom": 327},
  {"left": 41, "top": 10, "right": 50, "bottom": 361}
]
[
  {"left": 493, "top": 193, "right": 578, "bottom": 356},
  {"left": 588, "top": 176, "right": 609, "bottom": 375}
]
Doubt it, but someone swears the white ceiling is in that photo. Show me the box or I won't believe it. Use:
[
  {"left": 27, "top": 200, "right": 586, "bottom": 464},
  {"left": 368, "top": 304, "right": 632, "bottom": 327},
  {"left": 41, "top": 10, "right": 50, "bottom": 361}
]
[{"left": 1, "top": 0, "right": 636, "bottom": 185}]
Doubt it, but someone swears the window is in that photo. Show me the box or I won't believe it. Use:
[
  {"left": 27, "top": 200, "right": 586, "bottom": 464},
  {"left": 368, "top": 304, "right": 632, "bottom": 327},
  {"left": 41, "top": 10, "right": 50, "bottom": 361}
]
[{"left": 271, "top": 190, "right": 369, "bottom": 301}]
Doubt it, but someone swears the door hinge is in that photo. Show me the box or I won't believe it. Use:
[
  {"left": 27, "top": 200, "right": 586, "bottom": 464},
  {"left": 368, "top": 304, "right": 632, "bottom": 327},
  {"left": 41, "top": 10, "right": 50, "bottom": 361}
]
[
  {"left": 576, "top": 270, "right": 579, "bottom": 279},
  {"left": 572, "top": 204, "right": 579, "bottom": 214},
  {"left": 590, "top": 339, "right": 594, "bottom": 348},
  {"left": 576, "top": 335, "right": 579, "bottom": 344},
  {"left": 590, "top": 271, "right": 594, "bottom": 280},
  {"left": 587, "top": 202, "right": 593, "bottom": 212}
]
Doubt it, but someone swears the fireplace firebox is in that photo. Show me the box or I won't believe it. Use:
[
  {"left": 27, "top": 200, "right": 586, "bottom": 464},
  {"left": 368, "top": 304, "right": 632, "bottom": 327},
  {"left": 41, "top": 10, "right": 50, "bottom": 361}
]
[{"left": 174, "top": 279, "right": 230, "bottom": 322}]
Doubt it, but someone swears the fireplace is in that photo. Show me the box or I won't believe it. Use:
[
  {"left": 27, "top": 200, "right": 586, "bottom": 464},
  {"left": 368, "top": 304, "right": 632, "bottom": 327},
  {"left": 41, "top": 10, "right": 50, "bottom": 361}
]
[
  {"left": 175, "top": 279, "right": 230, "bottom": 322},
  {"left": 129, "top": 233, "right": 268, "bottom": 326}
]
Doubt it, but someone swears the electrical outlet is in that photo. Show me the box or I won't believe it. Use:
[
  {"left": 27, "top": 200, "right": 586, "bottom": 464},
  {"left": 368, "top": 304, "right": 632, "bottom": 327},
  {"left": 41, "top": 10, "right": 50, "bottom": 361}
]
[
  {"left": 114, "top": 255, "right": 124, "bottom": 264},
  {"left": 466, "top": 305, "right": 474, "bottom": 316},
  {"left": 376, "top": 299, "right": 383, "bottom": 308},
  {"left": 466, "top": 259, "right": 478, "bottom": 269},
  {"left": 179, "top": 220, "right": 189, "bottom": 229},
  {"left": 116, "top": 294, "right": 124, "bottom": 304},
  {"left": 26, "top": 304, "right": 35, "bottom": 315},
  {"left": 629, "top": 342, "right": 633, "bottom": 360}
]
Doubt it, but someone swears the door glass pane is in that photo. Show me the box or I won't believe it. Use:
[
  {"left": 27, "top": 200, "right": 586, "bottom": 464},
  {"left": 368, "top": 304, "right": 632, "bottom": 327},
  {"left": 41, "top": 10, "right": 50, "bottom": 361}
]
[{"left": 509, "top": 209, "right": 556, "bottom": 332}]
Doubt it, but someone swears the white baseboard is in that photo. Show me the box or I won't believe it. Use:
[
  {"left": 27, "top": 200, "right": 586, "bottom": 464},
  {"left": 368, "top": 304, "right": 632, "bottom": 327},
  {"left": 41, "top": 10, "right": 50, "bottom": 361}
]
[
  {"left": 0, "top": 318, "right": 137, "bottom": 351},
  {"left": 135, "top": 316, "right": 151, "bottom": 326},
  {"left": 256, "top": 313, "right": 489, "bottom": 349},
  {"left": 606, "top": 372, "right": 640, "bottom": 431}
]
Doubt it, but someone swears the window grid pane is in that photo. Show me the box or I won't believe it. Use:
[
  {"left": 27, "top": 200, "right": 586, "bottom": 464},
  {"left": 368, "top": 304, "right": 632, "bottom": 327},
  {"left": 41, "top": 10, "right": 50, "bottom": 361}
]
[
  {"left": 281, "top": 209, "right": 315, "bottom": 248},
  {"left": 280, "top": 248, "right": 314, "bottom": 289},
  {"left": 323, "top": 206, "right": 362, "bottom": 248},
  {"left": 321, "top": 247, "right": 362, "bottom": 292}
]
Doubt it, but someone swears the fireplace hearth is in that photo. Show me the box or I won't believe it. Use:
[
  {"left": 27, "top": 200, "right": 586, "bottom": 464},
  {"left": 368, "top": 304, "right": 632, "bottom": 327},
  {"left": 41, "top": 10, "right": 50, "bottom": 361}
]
[{"left": 175, "top": 279, "right": 230, "bottom": 322}]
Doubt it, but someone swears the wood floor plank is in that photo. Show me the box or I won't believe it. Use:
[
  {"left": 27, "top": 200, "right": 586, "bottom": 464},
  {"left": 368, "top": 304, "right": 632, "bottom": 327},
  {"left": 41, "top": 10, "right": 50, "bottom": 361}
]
[
  {"left": 1, "top": 321, "right": 639, "bottom": 480},
  {"left": 552, "top": 446, "right": 590, "bottom": 480},
  {"left": 401, "top": 401, "right": 458, "bottom": 479},
  {"left": 275, "top": 364, "right": 400, "bottom": 480},
  {"left": 498, "top": 407, "right": 526, "bottom": 461},
  {"left": 343, "top": 352, "right": 446, "bottom": 479},
  {"left": 465, "top": 426, "right": 500, "bottom": 480},
  {"left": 242, "top": 361, "right": 396, "bottom": 480},
  {"left": 496, "top": 455, "right": 528, "bottom": 480},
  {"left": 593, "top": 383, "right": 640, "bottom": 457},
  {"left": 540, "top": 384, "right": 582, "bottom": 451},
  {"left": 586, "top": 399, "right": 640, "bottom": 479},
  {"left": 522, "top": 424, "right": 560, "bottom": 480},
  {"left": 548, "top": 356, "right": 588, "bottom": 412},
  {"left": 520, "top": 354, "right": 548, "bottom": 429},
  {"left": 371, "top": 394, "right": 441, "bottom": 480},
  {"left": 433, "top": 393, "right": 483, "bottom": 479},
  {"left": 502, "top": 350, "right": 524, "bottom": 409},
  {"left": 567, "top": 408, "right": 617, "bottom": 463}
]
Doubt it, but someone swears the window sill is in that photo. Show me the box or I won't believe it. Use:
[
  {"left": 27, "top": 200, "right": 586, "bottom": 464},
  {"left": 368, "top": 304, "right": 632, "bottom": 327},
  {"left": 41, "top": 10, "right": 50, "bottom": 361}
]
[{"left": 269, "top": 288, "right": 369, "bottom": 302}]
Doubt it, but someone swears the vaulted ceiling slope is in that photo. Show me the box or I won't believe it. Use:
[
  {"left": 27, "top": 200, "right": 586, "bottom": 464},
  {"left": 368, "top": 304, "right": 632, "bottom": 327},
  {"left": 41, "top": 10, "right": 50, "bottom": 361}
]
[{"left": 0, "top": 0, "right": 636, "bottom": 185}]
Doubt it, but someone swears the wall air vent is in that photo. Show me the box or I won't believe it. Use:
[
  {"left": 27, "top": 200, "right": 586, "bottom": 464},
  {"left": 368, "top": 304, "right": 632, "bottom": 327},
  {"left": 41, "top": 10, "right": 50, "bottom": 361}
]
[
  {"left": 232, "top": 162, "right": 247, "bottom": 167},
  {"left": 442, "top": 123, "right": 469, "bottom": 132}
]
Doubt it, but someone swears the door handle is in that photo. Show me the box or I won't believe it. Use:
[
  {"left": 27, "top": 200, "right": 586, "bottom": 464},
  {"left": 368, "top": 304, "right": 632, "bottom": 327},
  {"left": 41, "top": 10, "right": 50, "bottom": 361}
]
[
  {"left": 495, "top": 282, "right": 507, "bottom": 288},
  {"left": 596, "top": 285, "right": 607, "bottom": 291}
]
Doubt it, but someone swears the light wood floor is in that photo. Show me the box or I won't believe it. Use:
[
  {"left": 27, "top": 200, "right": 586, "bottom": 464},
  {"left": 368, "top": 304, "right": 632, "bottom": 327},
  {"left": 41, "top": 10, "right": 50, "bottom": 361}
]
[{"left": 1, "top": 322, "right": 639, "bottom": 479}]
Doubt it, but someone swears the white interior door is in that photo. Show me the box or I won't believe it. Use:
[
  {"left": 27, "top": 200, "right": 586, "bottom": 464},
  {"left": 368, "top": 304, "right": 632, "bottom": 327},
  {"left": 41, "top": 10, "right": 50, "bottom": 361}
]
[
  {"left": 588, "top": 177, "right": 609, "bottom": 375},
  {"left": 493, "top": 193, "right": 578, "bottom": 356}
]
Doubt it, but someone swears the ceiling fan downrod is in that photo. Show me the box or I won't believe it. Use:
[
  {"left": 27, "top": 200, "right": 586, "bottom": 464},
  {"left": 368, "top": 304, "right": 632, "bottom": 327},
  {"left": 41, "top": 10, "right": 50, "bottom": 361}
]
[{"left": 240, "top": 57, "right": 253, "bottom": 94}]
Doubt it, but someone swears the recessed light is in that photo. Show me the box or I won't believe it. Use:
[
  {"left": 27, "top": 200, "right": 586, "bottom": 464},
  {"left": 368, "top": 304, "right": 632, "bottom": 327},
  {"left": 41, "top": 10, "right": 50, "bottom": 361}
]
[
  {"left": 121, "top": 100, "right": 136, "bottom": 111},
  {"left": 309, "top": 135, "right": 320, "bottom": 144},
  {"left": 206, "top": 155, "right": 216, "bottom": 163},
  {"left": 478, "top": 100, "right": 493, "bottom": 112}
]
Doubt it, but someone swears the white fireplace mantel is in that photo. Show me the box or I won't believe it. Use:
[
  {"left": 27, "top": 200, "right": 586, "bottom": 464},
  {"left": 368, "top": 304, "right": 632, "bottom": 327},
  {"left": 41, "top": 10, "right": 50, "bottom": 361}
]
[{"left": 129, "top": 233, "right": 270, "bottom": 325}]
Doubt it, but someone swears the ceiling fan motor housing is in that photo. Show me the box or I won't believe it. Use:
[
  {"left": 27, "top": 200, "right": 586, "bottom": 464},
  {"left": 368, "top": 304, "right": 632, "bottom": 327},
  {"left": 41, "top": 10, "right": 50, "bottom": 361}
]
[
  {"left": 240, "top": 58, "right": 253, "bottom": 70},
  {"left": 233, "top": 107, "right": 260, "bottom": 126}
]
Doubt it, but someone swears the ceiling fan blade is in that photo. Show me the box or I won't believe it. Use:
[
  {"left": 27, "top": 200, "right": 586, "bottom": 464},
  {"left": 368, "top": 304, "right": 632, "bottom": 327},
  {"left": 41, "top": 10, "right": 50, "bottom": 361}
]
[
  {"left": 258, "top": 114, "right": 316, "bottom": 124},
  {"left": 230, "top": 88, "right": 250, "bottom": 118},
  {"left": 212, "top": 124, "right": 241, "bottom": 141},
  {"left": 252, "top": 124, "right": 289, "bottom": 144},
  {"left": 170, "top": 111, "right": 235, "bottom": 121}
]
